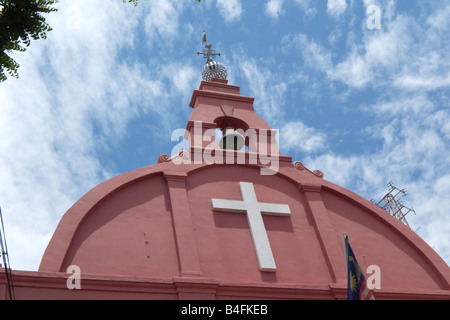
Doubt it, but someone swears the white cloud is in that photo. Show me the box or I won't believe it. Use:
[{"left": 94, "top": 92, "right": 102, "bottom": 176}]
[
  {"left": 0, "top": 0, "right": 189, "bottom": 271},
  {"left": 162, "top": 63, "right": 198, "bottom": 102},
  {"left": 393, "top": 51, "right": 450, "bottom": 91},
  {"left": 265, "top": 0, "right": 284, "bottom": 20},
  {"left": 333, "top": 51, "right": 372, "bottom": 87},
  {"left": 285, "top": 33, "right": 333, "bottom": 73},
  {"left": 0, "top": 0, "right": 133, "bottom": 270},
  {"left": 333, "top": 15, "right": 416, "bottom": 87},
  {"left": 294, "top": 0, "right": 317, "bottom": 18},
  {"left": 307, "top": 154, "right": 363, "bottom": 188},
  {"left": 216, "top": 0, "right": 242, "bottom": 22},
  {"left": 143, "top": 0, "right": 184, "bottom": 41},
  {"left": 426, "top": 4, "right": 450, "bottom": 33},
  {"left": 280, "top": 121, "right": 326, "bottom": 153},
  {"left": 285, "top": 13, "right": 425, "bottom": 89},
  {"left": 238, "top": 58, "right": 287, "bottom": 124},
  {"left": 394, "top": 74, "right": 450, "bottom": 91},
  {"left": 327, "top": 0, "right": 347, "bottom": 17}
]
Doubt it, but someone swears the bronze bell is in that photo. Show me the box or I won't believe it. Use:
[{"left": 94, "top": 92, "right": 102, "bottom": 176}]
[{"left": 219, "top": 127, "right": 245, "bottom": 150}]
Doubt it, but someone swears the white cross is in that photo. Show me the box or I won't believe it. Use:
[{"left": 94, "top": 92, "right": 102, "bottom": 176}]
[{"left": 211, "top": 182, "right": 291, "bottom": 272}]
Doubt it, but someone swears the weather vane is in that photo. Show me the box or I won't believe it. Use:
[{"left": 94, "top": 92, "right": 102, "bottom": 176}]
[
  {"left": 197, "top": 30, "right": 221, "bottom": 63},
  {"left": 196, "top": 30, "right": 227, "bottom": 81}
]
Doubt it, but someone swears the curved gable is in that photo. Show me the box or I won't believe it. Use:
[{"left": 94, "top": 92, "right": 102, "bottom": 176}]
[{"left": 39, "top": 160, "right": 450, "bottom": 295}]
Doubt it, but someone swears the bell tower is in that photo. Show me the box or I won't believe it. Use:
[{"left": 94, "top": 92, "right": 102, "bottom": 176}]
[{"left": 184, "top": 33, "right": 282, "bottom": 174}]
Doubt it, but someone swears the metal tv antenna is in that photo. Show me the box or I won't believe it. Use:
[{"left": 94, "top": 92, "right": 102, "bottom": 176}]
[{"left": 374, "top": 182, "right": 416, "bottom": 228}]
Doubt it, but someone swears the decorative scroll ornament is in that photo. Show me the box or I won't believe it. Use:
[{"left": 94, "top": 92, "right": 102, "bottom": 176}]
[
  {"left": 313, "top": 170, "right": 324, "bottom": 178},
  {"left": 293, "top": 161, "right": 324, "bottom": 179},
  {"left": 293, "top": 161, "right": 306, "bottom": 171},
  {"left": 157, "top": 150, "right": 191, "bottom": 164},
  {"left": 177, "top": 150, "right": 191, "bottom": 160},
  {"left": 158, "top": 154, "right": 171, "bottom": 163}
]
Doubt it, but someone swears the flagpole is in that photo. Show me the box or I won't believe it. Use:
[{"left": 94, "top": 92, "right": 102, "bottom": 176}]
[
  {"left": 343, "top": 233, "right": 349, "bottom": 271},
  {"left": 0, "top": 205, "right": 15, "bottom": 300},
  {"left": 343, "top": 233, "right": 350, "bottom": 300}
]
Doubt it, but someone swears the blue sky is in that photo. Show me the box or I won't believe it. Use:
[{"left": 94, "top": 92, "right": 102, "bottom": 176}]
[{"left": 0, "top": 0, "right": 449, "bottom": 271}]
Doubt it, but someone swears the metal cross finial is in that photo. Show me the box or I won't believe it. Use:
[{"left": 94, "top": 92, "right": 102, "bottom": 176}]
[{"left": 197, "top": 31, "right": 221, "bottom": 63}]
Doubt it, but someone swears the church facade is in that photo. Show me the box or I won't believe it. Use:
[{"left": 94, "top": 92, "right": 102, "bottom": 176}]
[{"left": 1, "top": 45, "right": 449, "bottom": 300}]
